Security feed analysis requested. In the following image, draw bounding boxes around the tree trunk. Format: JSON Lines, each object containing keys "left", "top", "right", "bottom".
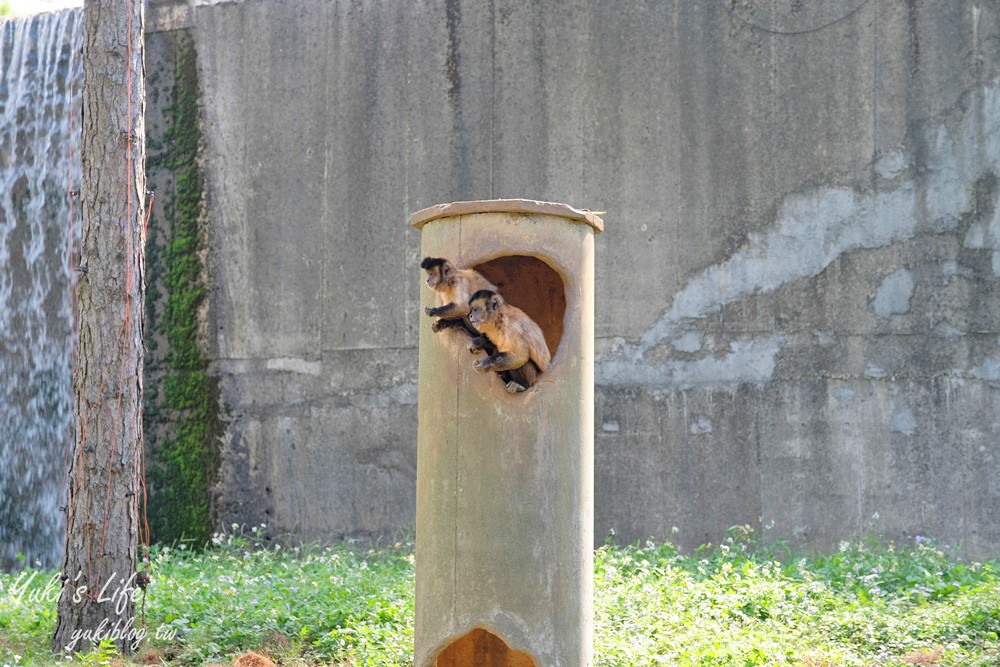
{"left": 52, "top": 0, "right": 146, "bottom": 656}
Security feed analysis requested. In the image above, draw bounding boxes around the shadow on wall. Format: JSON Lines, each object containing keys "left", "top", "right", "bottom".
{"left": 474, "top": 255, "right": 565, "bottom": 359}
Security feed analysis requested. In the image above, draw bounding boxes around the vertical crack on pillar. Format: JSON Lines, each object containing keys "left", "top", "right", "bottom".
{"left": 451, "top": 219, "right": 463, "bottom": 616}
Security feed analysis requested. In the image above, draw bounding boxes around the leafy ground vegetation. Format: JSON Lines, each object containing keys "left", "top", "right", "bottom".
{"left": 1, "top": 526, "right": 998, "bottom": 666}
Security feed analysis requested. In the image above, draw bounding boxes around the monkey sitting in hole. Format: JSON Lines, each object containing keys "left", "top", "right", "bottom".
{"left": 420, "top": 256, "right": 496, "bottom": 338}
{"left": 467, "top": 289, "right": 551, "bottom": 393}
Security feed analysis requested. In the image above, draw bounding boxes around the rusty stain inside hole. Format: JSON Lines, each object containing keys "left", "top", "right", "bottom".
{"left": 473, "top": 255, "right": 565, "bottom": 359}
{"left": 432, "top": 628, "right": 539, "bottom": 667}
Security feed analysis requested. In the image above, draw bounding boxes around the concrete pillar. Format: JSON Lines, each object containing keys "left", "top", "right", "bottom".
{"left": 411, "top": 200, "right": 603, "bottom": 667}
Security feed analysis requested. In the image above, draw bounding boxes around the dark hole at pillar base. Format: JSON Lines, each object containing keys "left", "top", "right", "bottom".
{"left": 432, "top": 628, "right": 539, "bottom": 667}
{"left": 473, "top": 255, "right": 566, "bottom": 359}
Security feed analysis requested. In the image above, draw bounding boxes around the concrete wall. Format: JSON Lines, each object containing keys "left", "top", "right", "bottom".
{"left": 158, "top": 0, "right": 1000, "bottom": 556}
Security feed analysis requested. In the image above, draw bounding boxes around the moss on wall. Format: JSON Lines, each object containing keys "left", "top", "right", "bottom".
{"left": 144, "top": 33, "right": 219, "bottom": 547}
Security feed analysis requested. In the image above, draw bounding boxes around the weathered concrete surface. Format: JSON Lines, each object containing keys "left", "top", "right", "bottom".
{"left": 4, "top": 0, "right": 1000, "bottom": 563}
{"left": 181, "top": 0, "right": 1000, "bottom": 559}
{"left": 0, "top": 0, "right": 948, "bottom": 563}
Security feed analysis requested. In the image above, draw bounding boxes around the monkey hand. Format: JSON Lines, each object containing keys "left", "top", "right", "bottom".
{"left": 431, "top": 319, "right": 443, "bottom": 333}
{"left": 424, "top": 305, "right": 438, "bottom": 317}
{"left": 473, "top": 358, "right": 491, "bottom": 373}
{"left": 468, "top": 336, "right": 488, "bottom": 354}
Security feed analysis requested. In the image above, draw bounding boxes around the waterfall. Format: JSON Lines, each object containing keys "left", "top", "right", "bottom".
{"left": 0, "top": 8, "right": 82, "bottom": 571}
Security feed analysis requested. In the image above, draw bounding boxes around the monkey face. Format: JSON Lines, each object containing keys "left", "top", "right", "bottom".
{"left": 425, "top": 266, "right": 441, "bottom": 289}
{"left": 468, "top": 299, "right": 486, "bottom": 327}
{"left": 421, "top": 257, "right": 452, "bottom": 291}
{"left": 468, "top": 291, "right": 500, "bottom": 328}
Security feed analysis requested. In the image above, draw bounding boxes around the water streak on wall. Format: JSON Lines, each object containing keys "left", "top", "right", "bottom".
{"left": 0, "top": 9, "right": 81, "bottom": 570}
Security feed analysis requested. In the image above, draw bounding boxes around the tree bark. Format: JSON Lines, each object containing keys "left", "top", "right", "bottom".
{"left": 52, "top": 0, "right": 146, "bottom": 656}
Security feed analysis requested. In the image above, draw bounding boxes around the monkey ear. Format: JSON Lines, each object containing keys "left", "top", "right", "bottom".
{"left": 489, "top": 294, "right": 501, "bottom": 312}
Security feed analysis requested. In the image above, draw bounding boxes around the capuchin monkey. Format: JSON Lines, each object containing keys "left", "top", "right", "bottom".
{"left": 420, "top": 257, "right": 496, "bottom": 338}
{"left": 467, "top": 289, "right": 551, "bottom": 393}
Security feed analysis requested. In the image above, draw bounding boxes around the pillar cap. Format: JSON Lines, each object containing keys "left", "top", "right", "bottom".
{"left": 410, "top": 199, "right": 604, "bottom": 233}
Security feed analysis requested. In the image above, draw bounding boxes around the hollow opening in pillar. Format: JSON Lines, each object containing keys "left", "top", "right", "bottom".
{"left": 473, "top": 255, "right": 565, "bottom": 359}
{"left": 432, "top": 628, "right": 539, "bottom": 667}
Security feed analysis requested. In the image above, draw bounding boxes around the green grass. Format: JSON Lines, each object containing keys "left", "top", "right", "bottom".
{"left": 1, "top": 526, "right": 998, "bottom": 666}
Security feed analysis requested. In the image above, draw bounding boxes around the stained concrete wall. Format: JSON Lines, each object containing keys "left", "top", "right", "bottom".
{"left": 154, "top": 0, "right": 1000, "bottom": 557}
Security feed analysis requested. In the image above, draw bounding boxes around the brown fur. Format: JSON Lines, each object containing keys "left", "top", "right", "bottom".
{"left": 421, "top": 257, "right": 497, "bottom": 329}
{"left": 902, "top": 647, "right": 944, "bottom": 666}
{"left": 231, "top": 652, "right": 276, "bottom": 667}
{"left": 469, "top": 291, "right": 550, "bottom": 391}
